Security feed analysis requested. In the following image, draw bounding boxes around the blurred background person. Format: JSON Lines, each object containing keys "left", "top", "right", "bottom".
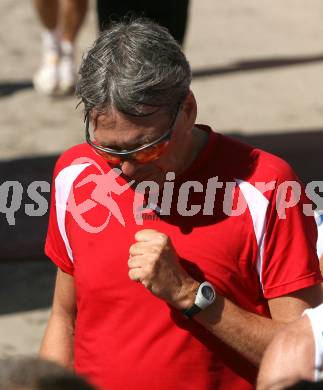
{"left": 284, "top": 380, "right": 323, "bottom": 389}
{"left": 96, "top": 0, "right": 190, "bottom": 45}
{"left": 0, "top": 356, "right": 97, "bottom": 390}
{"left": 257, "top": 216, "right": 323, "bottom": 390}
{"left": 257, "top": 303, "right": 323, "bottom": 390}
{"left": 33, "top": 0, "right": 88, "bottom": 96}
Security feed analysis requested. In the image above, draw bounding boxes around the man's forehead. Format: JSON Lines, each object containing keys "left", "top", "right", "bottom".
{"left": 95, "top": 106, "right": 169, "bottom": 128}
{"left": 94, "top": 108, "right": 170, "bottom": 149}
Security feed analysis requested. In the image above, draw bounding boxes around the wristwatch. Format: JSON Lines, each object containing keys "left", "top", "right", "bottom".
{"left": 182, "top": 281, "right": 216, "bottom": 318}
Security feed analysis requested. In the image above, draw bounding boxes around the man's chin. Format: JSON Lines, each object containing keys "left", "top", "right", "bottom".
{"left": 119, "top": 166, "right": 169, "bottom": 188}
{"left": 132, "top": 174, "right": 166, "bottom": 188}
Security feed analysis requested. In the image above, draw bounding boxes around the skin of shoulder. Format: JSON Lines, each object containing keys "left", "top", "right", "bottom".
{"left": 257, "top": 315, "right": 315, "bottom": 390}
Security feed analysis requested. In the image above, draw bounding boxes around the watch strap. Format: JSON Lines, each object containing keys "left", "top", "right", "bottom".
{"left": 182, "top": 304, "right": 202, "bottom": 318}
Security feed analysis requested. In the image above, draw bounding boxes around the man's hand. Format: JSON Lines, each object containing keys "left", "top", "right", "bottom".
{"left": 128, "top": 229, "right": 198, "bottom": 309}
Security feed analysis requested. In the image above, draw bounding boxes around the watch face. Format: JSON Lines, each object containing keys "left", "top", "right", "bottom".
{"left": 201, "top": 285, "right": 215, "bottom": 301}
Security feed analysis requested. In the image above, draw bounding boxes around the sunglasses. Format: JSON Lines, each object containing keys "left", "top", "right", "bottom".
{"left": 85, "top": 104, "right": 181, "bottom": 165}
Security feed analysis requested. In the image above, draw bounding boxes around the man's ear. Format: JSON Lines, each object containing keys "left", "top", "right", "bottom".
{"left": 182, "top": 90, "right": 197, "bottom": 127}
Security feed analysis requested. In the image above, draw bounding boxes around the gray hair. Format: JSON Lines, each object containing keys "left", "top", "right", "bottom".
{"left": 76, "top": 18, "right": 192, "bottom": 117}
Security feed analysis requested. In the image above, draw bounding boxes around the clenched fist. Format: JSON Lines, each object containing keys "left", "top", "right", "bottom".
{"left": 128, "top": 229, "right": 199, "bottom": 310}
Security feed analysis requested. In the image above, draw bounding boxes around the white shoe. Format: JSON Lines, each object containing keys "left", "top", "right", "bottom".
{"left": 56, "top": 40, "right": 76, "bottom": 96}
{"left": 57, "top": 53, "right": 75, "bottom": 95}
{"left": 33, "top": 51, "right": 60, "bottom": 96}
{"left": 33, "top": 29, "right": 61, "bottom": 96}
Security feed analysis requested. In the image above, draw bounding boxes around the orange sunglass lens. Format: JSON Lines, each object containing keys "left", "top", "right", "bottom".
{"left": 94, "top": 149, "right": 122, "bottom": 164}
{"left": 134, "top": 141, "right": 170, "bottom": 163}
{"left": 91, "top": 140, "right": 170, "bottom": 165}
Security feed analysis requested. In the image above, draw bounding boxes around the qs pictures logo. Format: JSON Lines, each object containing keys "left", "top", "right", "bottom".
{"left": 66, "top": 157, "right": 134, "bottom": 233}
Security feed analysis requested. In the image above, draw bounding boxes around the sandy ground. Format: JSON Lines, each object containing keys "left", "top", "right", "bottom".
{"left": 0, "top": 0, "right": 323, "bottom": 357}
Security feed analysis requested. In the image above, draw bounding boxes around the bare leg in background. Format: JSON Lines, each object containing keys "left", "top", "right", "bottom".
{"left": 33, "top": 0, "right": 88, "bottom": 96}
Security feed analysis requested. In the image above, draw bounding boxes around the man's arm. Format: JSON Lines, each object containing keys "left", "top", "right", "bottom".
{"left": 128, "top": 229, "right": 322, "bottom": 366}
{"left": 39, "top": 268, "right": 76, "bottom": 370}
{"left": 257, "top": 315, "right": 315, "bottom": 390}
{"left": 193, "top": 285, "right": 321, "bottom": 366}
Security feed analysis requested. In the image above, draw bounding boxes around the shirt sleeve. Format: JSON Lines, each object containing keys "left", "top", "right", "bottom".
{"left": 261, "top": 165, "right": 322, "bottom": 298}
{"left": 45, "top": 163, "right": 74, "bottom": 275}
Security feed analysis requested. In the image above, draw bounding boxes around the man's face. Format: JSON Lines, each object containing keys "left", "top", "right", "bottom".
{"left": 90, "top": 103, "right": 191, "bottom": 185}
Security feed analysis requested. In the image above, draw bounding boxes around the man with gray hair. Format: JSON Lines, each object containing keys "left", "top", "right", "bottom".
{"left": 41, "top": 19, "right": 322, "bottom": 390}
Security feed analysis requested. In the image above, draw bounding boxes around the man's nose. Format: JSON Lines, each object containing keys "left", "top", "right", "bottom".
{"left": 119, "top": 160, "right": 141, "bottom": 177}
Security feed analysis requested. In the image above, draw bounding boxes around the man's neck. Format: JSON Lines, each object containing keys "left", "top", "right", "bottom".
{"left": 176, "top": 126, "right": 209, "bottom": 177}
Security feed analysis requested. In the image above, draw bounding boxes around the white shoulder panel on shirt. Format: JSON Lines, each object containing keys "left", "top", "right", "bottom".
{"left": 315, "top": 211, "right": 323, "bottom": 258}
{"left": 236, "top": 179, "right": 269, "bottom": 291}
{"left": 55, "top": 163, "right": 91, "bottom": 262}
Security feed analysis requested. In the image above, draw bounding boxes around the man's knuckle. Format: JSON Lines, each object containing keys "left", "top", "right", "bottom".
{"left": 129, "top": 243, "right": 138, "bottom": 254}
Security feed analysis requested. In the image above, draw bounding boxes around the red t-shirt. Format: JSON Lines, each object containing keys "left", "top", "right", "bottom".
{"left": 45, "top": 127, "right": 322, "bottom": 390}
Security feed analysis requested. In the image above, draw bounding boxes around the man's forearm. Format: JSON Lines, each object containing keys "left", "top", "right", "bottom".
{"left": 194, "top": 294, "right": 286, "bottom": 366}
{"left": 177, "top": 279, "right": 320, "bottom": 366}
{"left": 126, "top": 229, "right": 319, "bottom": 366}
{"left": 39, "top": 311, "right": 75, "bottom": 370}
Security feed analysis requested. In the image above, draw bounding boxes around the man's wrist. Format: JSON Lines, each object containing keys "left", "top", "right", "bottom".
{"left": 181, "top": 281, "right": 217, "bottom": 319}
{"left": 173, "top": 278, "right": 200, "bottom": 310}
